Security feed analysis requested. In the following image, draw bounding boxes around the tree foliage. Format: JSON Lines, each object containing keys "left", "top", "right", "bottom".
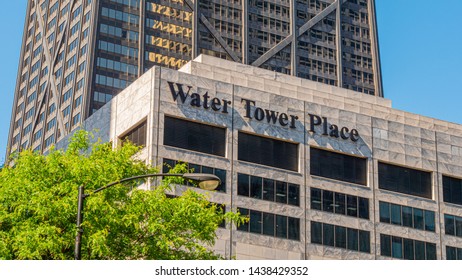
{"left": 0, "top": 131, "right": 241, "bottom": 260}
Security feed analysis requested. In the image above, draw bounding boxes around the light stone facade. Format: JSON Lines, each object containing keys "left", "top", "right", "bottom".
{"left": 57, "top": 55, "right": 462, "bottom": 260}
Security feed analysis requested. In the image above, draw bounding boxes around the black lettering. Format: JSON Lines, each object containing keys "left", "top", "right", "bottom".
{"left": 190, "top": 93, "right": 201, "bottom": 107}
{"left": 255, "top": 107, "right": 265, "bottom": 121}
{"left": 340, "top": 127, "right": 350, "bottom": 139}
{"left": 322, "top": 117, "right": 328, "bottom": 135}
{"left": 167, "top": 82, "right": 191, "bottom": 103}
{"left": 279, "top": 113, "right": 289, "bottom": 126}
{"left": 350, "top": 129, "right": 360, "bottom": 142}
{"left": 265, "top": 109, "right": 279, "bottom": 124}
{"left": 211, "top": 98, "right": 221, "bottom": 111}
{"left": 241, "top": 98, "right": 255, "bottom": 118}
{"left": 290, "top": 115, "right": 298, "bottom": 129}
{"left": 309, "top": 114, "right": 322, "bottom": 132}
{"left": 329, "top": 124, "right": 339, "bottom": 138}
{"left": 203, "top": 92, "right": 210, "bottom": 109}
{"left": 222, "top": 99, "right": 231, "bottom": 114}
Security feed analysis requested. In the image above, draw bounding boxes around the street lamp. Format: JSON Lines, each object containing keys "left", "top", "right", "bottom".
{"left": 74, "top": 173, "right": 221, "bottom": 260}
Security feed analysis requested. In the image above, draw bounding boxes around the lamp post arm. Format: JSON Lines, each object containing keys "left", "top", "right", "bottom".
{"left": 90, "top": 173, "right": 185, "bottom": 196}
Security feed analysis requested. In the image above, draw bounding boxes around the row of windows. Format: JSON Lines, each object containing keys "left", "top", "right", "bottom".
{"left": 311, "top": 188, "right": 369, "bottom": 219}
{"left": 98, "top": 40, "right": 138, "bottom": 59}
{"left": 96, "top": 57, "right": 138, "bottom": 75}
{"left": 146, "top": 2, "right": 192, "bottom": 23}
{"left": 99, "top": 24, "right": 138, "bottom": 41}
{"left": 237, "top": 173, "right": 299, "bottom": 206}
{"left": 95, "top": 74, "right": 129, "bottom": 89}
{"left": 101, "top": 7, "right": 139, "bottom": 25}
{"left": 145, "top": 35, "right": 191, "bottom": 55}
{"left": 310, "top": 148, "right": 367, "bottom": 185}
{"left": 146, "top": 18, "right": 191, "bottom": 38}
{"left": 238, "top": 131, "right": 298, "bottom": 172}
{"left": 237, "top": 208, "right": 300, "bottom": 241}
{"left": 162, "top": 158, "right": 226, "bottom": 193}
{"left": 378, "top": 162, "right": 432, "bottom": 199}
{"left": 120, "top": 120, "right": 147, "bottom": 147}
{"left": 109, "top": 0, "right": 139, "bottom": 8}
{"left": 311, "top": 221, "right": 370, "bottom": 253}
{"left": 93, "top": 91, "right": 113, "bottom": 104}
{"left": 380, "top": 234, "right": 436, "bottom": 260}
{"left": 379, "top": 201, "right": 435, "bottom": 232}
{"left": 163, "top": 116, "right": 226, "bottom": 157}
{"left": 145, "top": 51, "right": 188, "bottom": 69}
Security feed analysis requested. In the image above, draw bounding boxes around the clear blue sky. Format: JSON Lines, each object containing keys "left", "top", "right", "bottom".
{"left": 1, "top": 1, "right": 462, "bottom": 164}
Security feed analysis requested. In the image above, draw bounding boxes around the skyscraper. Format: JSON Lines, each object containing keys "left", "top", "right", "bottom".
{"left": 7, "top": 0, "right": 382, "bottom": 157}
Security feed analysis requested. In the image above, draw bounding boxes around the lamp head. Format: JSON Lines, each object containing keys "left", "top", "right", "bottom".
{"left": 182, "top": 173, "right": 221, "bottom": 191}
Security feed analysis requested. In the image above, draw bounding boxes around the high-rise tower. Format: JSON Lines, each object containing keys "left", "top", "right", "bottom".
{"left": 7, "top": 0, "right": 382, "bottom": 157}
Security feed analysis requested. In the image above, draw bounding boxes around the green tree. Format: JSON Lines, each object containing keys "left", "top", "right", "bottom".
{"left": 0, "top": 131, "right": 241, "bottom": 260}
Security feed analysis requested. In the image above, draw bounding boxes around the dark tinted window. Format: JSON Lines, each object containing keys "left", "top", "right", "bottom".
{"left": 263, "top": 178, "right": 275, "bottom": 201}
{"left": 164, "top": 116, "right": 226, "bottom": 156}
{"left": 378, "top": 162, "right": 432, "bottom": 199}
{"left": 323, "top": 223, "right": 335, "bottom": 246}
{"left": 311, "top": 188, "right": 322, "bottom": 210}
{"left": 311, "top": 221, "right": 370, "bottom": 253}
{"left": 425, "top": 211, "right": 435, "bottom": 231}
{"left": 403, "top": 238, "right": 414, "bottom": 260}
{"left": 238, "top": 208, "right": 300, "bottom": 241}
{"left": 288, "top": 217, "right": 300, "bottom": 240}
{"left": 358, "top": 198, "right": 369, "bottom": 219}
{"left": 263, "top": 213, "right": 275, "bottom": 236}
{"left": 276, "top": 215, "right": 288, "bottom": 238}
{"left": 311, "top": 188, "right": 369, "bottom": 220}
{"left": 380, "top": 234, "right": 391, "bottom": 257}
{"left": 250, "top": 176, "right": 262, "bottom": 199}
{"left": 446, "top": 246, "right": 457, "bottom": 260}
{"left": 379, "top": 202, "right": 390, "bottom": 223}
{"left": 426, "top": 243, "right": 437, "bottom": 260}
{"left": 414, "top": 208, "right": 424, "bottom": 230}
{"left": 238, "top": 132, "right": 298, "bottom": 171}
{"left": 380, "top": 234, "right": 436, "bottom": 260}
{"left": 335, "top": 226, "right": 347, "bottom": 248}
{"left": 335, "top": 193, "right": 346, "bottom": 215}
{"left": 237, "top": 173, "right": 300, "bottom": 206}
{"left": 311, "top": 221, "right": 323, "bottom": 244}
{"left": 402, "top": 206, "right": 413, "bottom": 227}
{"left": 392, "top": 236, "right": 402, "bottom": 259}
{"left": 310, "top": 148, "right": 367, "bottom": 185}
{"left": 323, "top": 190, "right": 334, "bottom": 212}
{"left": 250, "top": 210, "right": 262, "bottom": 233}
{"left": 238, "top": 174, "right": 250, "bottom": 196}
{"left": 445, "top": 214, "right": 455, "bottom": 235}
{"left": 120, "top": 120, "right": 146, "bottom": 146}
{"left": 379, "top": 201, "right": 435, "bottom": 232}
{"left": 443, "top": 175, "right": 462, "bottom": 206}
